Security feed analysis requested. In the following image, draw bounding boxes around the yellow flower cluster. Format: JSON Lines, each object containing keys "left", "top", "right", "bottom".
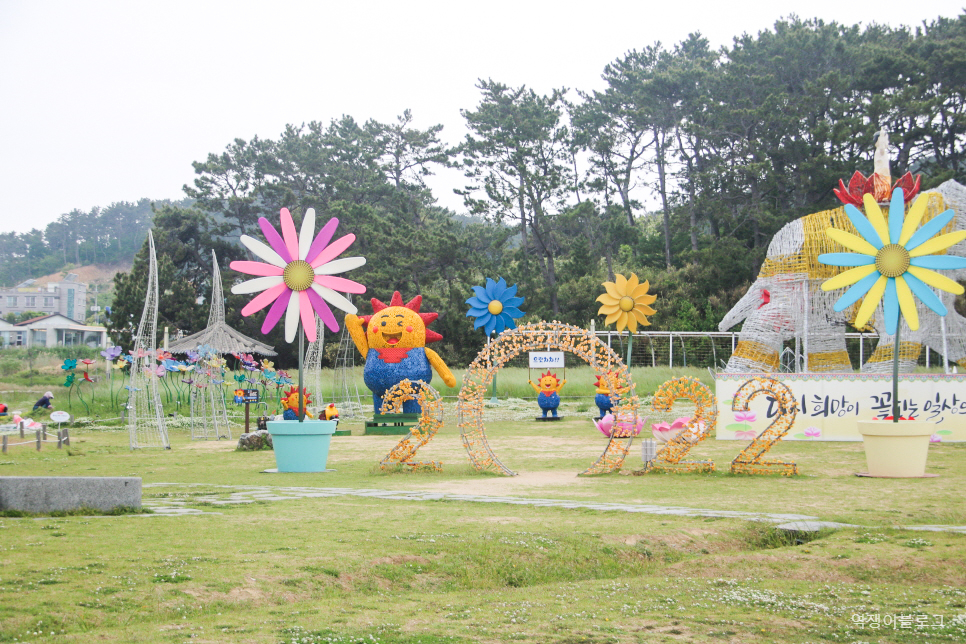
{"left": 453, "top": 320, "right": 641, "bottom": 476}
{"left": 638, "top": 376, "right": 717, "bottom": 474}
{"left": 730, "top": 376, "right": 799, "bottom": 476}
{"left": 379, "top": 379, "right": 443, "bottom": 472}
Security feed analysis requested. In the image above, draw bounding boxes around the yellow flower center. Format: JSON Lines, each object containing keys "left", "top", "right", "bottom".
{"left": 487, "top": 300, "right": 504, "bottom": 315}
{"left": 282, "top": 260, "right": 315, "bottom": 291}
{"left": 875, "top": 244, "right": 910, "bottom": 278}
{"left": 619, "top": 296, "right": 635, "bottom": 312}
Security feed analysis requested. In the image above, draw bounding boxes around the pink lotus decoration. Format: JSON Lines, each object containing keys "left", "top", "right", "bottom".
{"left": 734, "top": 410, "right": 756, "bottom": 423}
{"left": 804, "top": 426, "right": 821, "bottom": 438}
{"left": 734, "top": 429, "right": 758, "bottom": 440}
{"left": 230, "top": 208, "right": 366, "bottom": 343}
{"left": 930, "top": 434, "right": 942, "bottom": 443}
{"left": 595, "top": 413, "right": 644, "bottom": 438}
{"left": 651, "top": 416, "right": 705, "bottom": 443}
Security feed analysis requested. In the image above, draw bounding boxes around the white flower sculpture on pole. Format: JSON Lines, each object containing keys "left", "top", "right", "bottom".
{"left": 230, "top": 207, "right": 366, "bottom": 421}
{"left": 230, "top": 208, "right": 367, "bottom": 342}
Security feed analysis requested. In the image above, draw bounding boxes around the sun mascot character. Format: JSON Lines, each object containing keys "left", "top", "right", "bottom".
{"left": 529, "top": 370, "right": 566, "bottom": 418}
{"left": 593, "top": 372, "right": 617, "bottom": 418}
{"left": 345, "top": 292, "right": 457, "bottom": 413}
{"left": 280, "top": 386, "right": 314, "bottom": 420}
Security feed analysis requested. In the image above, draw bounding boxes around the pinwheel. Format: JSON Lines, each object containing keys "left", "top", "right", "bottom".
{"left": 465, "top": 277, "right": 525, "bottom": 336}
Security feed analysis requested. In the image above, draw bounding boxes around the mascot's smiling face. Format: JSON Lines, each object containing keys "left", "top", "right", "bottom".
{"left": 368, "top": 307, "right": 426, "bottom": 349}
{"left": 360, "top": 292, "right": 445, "bottom": 351}
{"left": 537, "top": 371, "right": 561, "bottom": 393}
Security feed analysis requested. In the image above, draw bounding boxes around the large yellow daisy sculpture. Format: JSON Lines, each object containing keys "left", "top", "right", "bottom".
{"left": 597, "top": 273, "right": 657, "bottom": 366}
{"left": 819, "top": 188, "right": 966, "bottom": 420}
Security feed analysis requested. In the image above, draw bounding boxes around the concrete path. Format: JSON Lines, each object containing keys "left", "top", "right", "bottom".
{"left": 141, "top": 483, "right": 966, "bottom": 534}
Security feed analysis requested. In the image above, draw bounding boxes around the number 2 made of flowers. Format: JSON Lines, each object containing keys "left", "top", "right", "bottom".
{"left": 379, "top": 379, "right": 443, "bottom": 472}
{"left": 639, "top": 376, "right": 717, "bottom": 474}
{"left": 730, "top": 376, "right": 798, "bottom": 476}
{"left": 456, "top": 320, "right": 641, "bottom": 476}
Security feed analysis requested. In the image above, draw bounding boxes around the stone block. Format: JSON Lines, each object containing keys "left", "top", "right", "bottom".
{"left": 0, "top": 477, "right": 141, "bottom": 512}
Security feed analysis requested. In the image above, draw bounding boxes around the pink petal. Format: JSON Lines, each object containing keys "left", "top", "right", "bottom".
{"left": 314, "top": 275, "right": 367, "bottom": 294}
{"left": 261, "top": 290, "right": 292, "bottom": 335}
{"left": 259, "top": 217, "right": 292, "bottom": 263}
{"left": 241, "top": 283, "right": 288, "bottom": 316}
{"left": 230, "top": 261, "right": 284, "bottom": 277}
{"left": 299, "top": 290, "right": 317, "bottom": 342}
{"left": 310, "top": 233, "right": 356, "bottom": 268}
{"left": 279, "top": 208, "right": 300, "bottom": 262}
{"left": 306, "top": 287, "right": 340, "bottom": 332}
{"left": 305, "top": 217, "right": 340, "bottom": 265}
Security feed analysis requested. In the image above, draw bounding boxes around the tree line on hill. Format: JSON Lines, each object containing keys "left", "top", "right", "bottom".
{"left": 0, "top": 198, "right": 189, "bottom": 287}
{"left": 102, "top": 14, "right": 966, "bottom": 367}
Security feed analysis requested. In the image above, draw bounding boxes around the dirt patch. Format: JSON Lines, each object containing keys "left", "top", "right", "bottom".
{"left": 32, "top": 263, "right": 130, "bottom": 287}
{"left": 406, "top": 471, "right": 599, "bottom": 496}
{"left": 370, "top": 555, "right": 430, "bottom": 566}
{"left": 227, "top": 586, "right": 266, "bottom": 601}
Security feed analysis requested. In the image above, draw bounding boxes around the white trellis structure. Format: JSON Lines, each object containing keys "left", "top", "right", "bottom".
{"left": 331, "top": 324, "right": 365, "bottom": 418}
{"left": 189, "top": 251, "right": 232, "bottom": 441}
{"left": 128, "top": 231, "right": 170, "bottom": 450}
{"left": 304, "top": 312, "right": 325, "bottom": 416}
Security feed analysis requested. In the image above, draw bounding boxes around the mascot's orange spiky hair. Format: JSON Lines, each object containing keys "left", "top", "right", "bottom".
{"left": 358, "top": 292, "right": 444, "bottom": 344}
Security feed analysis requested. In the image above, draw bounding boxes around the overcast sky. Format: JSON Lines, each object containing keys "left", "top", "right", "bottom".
{"left": 1, "top": 0, "right": 963, "bottom": 234}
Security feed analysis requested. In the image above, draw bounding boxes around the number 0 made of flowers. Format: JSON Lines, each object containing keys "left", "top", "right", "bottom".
{"left": 455, "top": 320, "right": 641, "bottom": 476}
{"left": 639, "top": 376, "right": 717, "bottom": 474}
{"left": 730, "top": 376, "right": 798, "bottom": 476}
{"left": 379, "top": 379, "right": 444, "bottom": 471}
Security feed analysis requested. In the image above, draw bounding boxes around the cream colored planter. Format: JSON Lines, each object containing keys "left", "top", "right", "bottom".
{"left": 856, "top": 420, "right": 935, "bottom": 478}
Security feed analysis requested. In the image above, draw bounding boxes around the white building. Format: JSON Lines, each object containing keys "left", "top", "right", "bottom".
{"left": 8, "top": 313, "right": 108, "bottom": 349}
{"left": 0, "top": 273, "right": 89, "bottom": 322}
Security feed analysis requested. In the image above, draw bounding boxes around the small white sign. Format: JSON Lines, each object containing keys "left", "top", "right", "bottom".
{"left": 528, "top": 351, "right": 565, "bottom": 369}
{"left": 50, "top": 411, "right": 71, "bottom": 423}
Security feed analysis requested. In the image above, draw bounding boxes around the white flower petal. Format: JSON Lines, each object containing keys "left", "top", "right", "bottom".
{"left": 231, "top": 276, "right": 284, "bottom": 295}
{"left": 298, "top": 208, "right": 315, "bottom": 261}
{"left": 315, "top": 256, "right": 366, "bottom": 276}
{"left": 284, "top": 288, "right": 301, "bottom": 343}
{"left": 240, "top": 235, "right": 286, "bottom": 268}
{"left": 310, "top": 284, "right": 358, "bottom": 314}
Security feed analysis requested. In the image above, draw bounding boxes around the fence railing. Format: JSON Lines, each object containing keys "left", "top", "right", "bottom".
{"left": 589, "top": 331, "right": 960, "bottom": 372}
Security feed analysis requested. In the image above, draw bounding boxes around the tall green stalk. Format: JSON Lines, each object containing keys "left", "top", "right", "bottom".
{"left": 892, "top": 324, "right": 900, "bottom": 423}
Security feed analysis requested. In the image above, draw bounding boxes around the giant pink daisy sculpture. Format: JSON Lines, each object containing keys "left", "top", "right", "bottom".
{"left": 230, "top": 208, "right": 366, "bottom": 343}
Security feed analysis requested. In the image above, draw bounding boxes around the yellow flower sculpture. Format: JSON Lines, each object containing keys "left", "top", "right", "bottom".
{"left": 596, "top": 273, "right": 657, "bottom": 331}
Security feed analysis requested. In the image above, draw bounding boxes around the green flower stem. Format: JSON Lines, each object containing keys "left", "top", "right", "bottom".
{"left": 892, "top": 323, "right": 900, "bottom": 423}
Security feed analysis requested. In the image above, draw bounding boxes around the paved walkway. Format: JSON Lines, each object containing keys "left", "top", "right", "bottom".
{"left": 141, "top": 483, "right": 966, "bottom": 534}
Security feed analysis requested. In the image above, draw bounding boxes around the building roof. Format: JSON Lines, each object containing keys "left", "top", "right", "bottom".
{"left": 166, "top": 323, "right": 276, "bottom": 356}
{"left": 14, "top": 314, "right": 106, "bottom": 332}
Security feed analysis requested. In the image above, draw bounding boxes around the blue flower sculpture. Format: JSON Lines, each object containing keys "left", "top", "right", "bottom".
{"left": 819, "top": 189, "right": 966, "bottom": 335}
{"left": 465, "top": 277, "right": 525, "bottom": 336}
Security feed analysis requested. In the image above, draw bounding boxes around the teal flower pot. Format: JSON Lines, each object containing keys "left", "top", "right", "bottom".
{"left": 266, "top": 419, "right": 337, "bottom": 472}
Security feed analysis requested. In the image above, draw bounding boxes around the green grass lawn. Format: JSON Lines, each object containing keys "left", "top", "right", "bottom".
{"left": 1, "top": 399, "right": 965, "bottom": 643}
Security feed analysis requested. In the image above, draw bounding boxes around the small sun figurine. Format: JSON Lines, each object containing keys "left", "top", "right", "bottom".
{"left": 280, "top": 386, "right": 313, "bottom": 420}
{"left": 529, "top": 370, "right": 567, "bottom": 419}
{"left": 594, "top": 372, "right": 617, "bottom": 418}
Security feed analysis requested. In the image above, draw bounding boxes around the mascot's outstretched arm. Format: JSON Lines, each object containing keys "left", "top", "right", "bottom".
{"left": 344, "top": 314, "right": 368, "bottom": 357}
{"left": 425, "top": 348, "right": 457, "bottom": 388}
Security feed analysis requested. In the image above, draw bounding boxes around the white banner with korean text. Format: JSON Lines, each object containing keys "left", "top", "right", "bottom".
{"left": 715, "top": 373, "right": 966, "bottom": 442}
{"left": 528, "top": 351, "right": 565, "bottom": 369}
